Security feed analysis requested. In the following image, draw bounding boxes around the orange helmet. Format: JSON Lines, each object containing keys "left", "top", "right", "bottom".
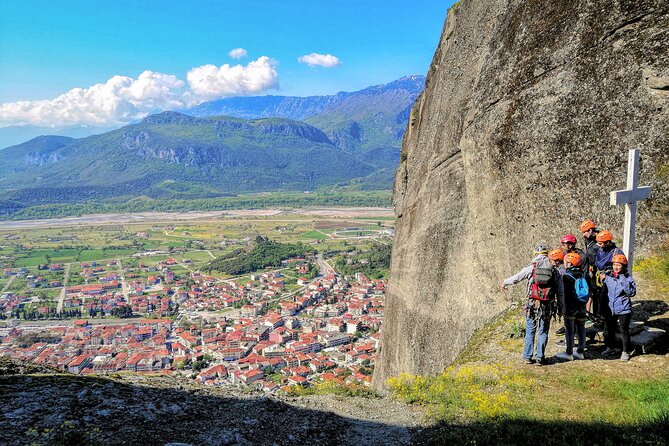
{"left": 564, "top": 252, "right": 582, "bottom": 266}
{"left": 579, "top": 219, "right": 596, "bottom": 232}
{"left": 596, "top": 230, "right": 613, "bottom": 243}
{"left": 612, "top": 254, "right": 628, "bottom": 265}
{"left": 548, "top": 249, "right": 564, "bottom": 261}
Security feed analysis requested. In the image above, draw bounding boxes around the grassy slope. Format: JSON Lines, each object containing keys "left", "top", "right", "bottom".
{"left": 388, "top": 251, "right": 669, "bottom": 445}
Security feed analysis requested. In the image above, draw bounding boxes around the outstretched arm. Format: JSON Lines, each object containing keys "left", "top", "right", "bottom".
{"left": 502, "top": 265, "right": 533, "bottom": 289}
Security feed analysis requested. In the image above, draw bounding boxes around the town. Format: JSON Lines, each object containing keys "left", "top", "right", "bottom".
{"left": 0, "top": 218, "right": 391, "bottom": 393}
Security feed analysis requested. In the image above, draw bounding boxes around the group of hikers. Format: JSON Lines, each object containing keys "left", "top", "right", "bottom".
{"left": 501, "top": 219, "right": 636, "bottom": 365}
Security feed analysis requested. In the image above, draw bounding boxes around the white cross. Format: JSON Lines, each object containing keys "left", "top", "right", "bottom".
{"left": 610, "top": 149, "right": 652, "bottom": 271}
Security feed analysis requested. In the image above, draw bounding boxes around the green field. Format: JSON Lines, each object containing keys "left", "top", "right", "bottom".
{"left": 78, "top": 249, "right": 137, "bottom": 262}
{"left": 0, "top": 215, "right": 394, "bottom": 284}
{"left": 298, "top": 230, "right": 330, "bottom": 240}
{"left": 180, "top": 251, "right": 216, "bottom": 263}
{"left": 14, "top": 257, "right": 49, "bottom": 267}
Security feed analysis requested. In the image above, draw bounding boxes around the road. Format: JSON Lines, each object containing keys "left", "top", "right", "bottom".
{"left": 116, "top": 258, "right": 130, "bottom": 300}
{"left": 55, "top": 263, "right": 71, "bottom": 313}
{"left": 315, "top": 254, "right": 335, "bottom": 276}
{"left": 0, "top": 317, "right": 141, "bottom": 334}
{"left": 1, "top": 275, "right": 16, "bottom": 293}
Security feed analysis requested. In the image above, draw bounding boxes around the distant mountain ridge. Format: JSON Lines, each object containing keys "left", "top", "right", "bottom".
{"left": 0, "top": 76, "right": 424, "bottom": 150}
{"left": 184, "top": 75, "right": 425, "bottom": 157}
{"left": 184, "top": 75, "right": 424, "bottom": 121}
{"left": 0, "top": 125, "right": 117, "bottom": 151}
{"left": 0, "top": 75, "right": 425, "bottom": 216}
{"left": 0, "top": 114, "right": 379, "bottom": 210}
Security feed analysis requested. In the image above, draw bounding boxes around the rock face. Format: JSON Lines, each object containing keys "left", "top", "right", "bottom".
{"left": 374, "top": 0, "right": 669, "bottom": 385}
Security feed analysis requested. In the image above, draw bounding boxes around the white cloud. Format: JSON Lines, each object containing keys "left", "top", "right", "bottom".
{"left": 0, "top": 57, "right": 279, "bottom": 128}
{"left": 186, "top": 56, "right": 279, "bottom": 102}
{"left": 297, "top": 53, "right": 341, "bottom": 68}
{"left": 228, "top": 48, "right": 248, "bottom": 59}
{"left": 0, "top": 71, "right": 184, "bottom": 128}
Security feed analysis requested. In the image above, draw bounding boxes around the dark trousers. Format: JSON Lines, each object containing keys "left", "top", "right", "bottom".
{"left": 564, "top": 317, "right": 586, "bottom": 355}
{"left": 591, "top": 285, "right": 607, "bottom": 320}
{"left": 605, "top": 313, "right": 632, "bottom": 353}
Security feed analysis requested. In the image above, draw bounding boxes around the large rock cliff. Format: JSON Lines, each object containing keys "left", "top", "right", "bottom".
{"left": 374, "top": 0, "right": 669, "bottom": 385}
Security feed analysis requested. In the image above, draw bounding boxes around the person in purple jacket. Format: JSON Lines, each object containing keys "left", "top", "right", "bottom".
{"left": 599, "top": 254, "right": 636, "bottom": 361}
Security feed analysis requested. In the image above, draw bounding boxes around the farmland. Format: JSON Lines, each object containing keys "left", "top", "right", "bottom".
{"left": 0, "top": 210, "right": 395, "bottom": 321}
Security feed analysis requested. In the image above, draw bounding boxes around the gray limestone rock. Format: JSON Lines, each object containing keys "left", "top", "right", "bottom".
{"left": 374, "top": 0, "right": 669, "bottom": 386}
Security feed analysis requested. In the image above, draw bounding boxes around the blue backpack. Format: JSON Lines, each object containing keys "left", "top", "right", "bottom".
{"left": 565, "top": 272, "right": 589, "bottom": 303}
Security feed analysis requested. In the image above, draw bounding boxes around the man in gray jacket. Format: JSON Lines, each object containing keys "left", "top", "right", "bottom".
{"left": 501, "top": 244, "right": 561, "bottom": 365}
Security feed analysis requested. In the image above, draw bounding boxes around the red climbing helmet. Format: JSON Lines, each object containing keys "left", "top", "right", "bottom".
{"left": 560, "top": 234, "right": 577, "bottom": 244}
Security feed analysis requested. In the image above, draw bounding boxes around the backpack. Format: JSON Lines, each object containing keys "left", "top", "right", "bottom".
{"left": 565, "top": 272, "right": 590, "bottom": 303}
{"left": 530, "top": 257, "right": 554, "bottom": 301}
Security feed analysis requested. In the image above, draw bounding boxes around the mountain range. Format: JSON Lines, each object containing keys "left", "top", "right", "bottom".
{"left": 0, "top": 75, "right": 424, "bottom": 214}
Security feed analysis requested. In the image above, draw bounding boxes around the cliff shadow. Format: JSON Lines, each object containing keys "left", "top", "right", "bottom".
{"left": 2, "top": 372, "right": 669, "bottom": 446}
{"left": 0, "top": 372, "right": 414, "bottom": 446}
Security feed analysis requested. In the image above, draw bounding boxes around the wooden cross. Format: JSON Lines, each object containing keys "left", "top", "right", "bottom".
{"left": 610, "top": 149, "right": 652, "bottom": 271}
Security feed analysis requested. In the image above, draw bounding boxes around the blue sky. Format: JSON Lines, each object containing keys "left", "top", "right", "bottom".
{"left": 0, "top": 0, "right": 453, "bottom": 128}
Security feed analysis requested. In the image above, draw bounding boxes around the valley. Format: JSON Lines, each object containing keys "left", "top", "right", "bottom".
{"left": 0, "top": 209, "right": 395, "bottom": 393}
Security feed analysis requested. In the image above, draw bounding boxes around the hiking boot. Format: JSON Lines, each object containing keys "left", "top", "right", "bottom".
{"left": 572, "top": 352, "right": 585, "bottom": 360}
{"left": 556, "top": 352, "right": 574, "bottom": 361}
{"left": 555, "top": 326, "right": 566, "bottom": 335}
{"left": 523, "top": 357, "right": 534, "bottom": 364}
{"left": 620, "top": 352, "right": 631, "bottom": 362}
{"left": 602, "top": 347, "right": 616, "bottom": 356}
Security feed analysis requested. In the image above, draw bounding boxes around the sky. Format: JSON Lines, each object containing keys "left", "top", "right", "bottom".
{"left": 0, "top": 0, "right": 453, "bottom": 129}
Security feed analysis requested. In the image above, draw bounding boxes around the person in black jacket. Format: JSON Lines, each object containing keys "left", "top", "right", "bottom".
{"left": 560, "top": 233, "right": 589, "bottom": 274}
{"left": 556, "top": 252, "right": 587, "bottom": 361}
{"left": 579, "top": 219, "right": 601, "bottom": 318}
{"left": 579, "top": 219, "right": 600, "bottom": 272}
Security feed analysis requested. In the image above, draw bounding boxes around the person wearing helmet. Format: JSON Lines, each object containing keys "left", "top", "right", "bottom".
{"left": 501, "top": 244, "right": 561, "bottom": 365}
{"left": 548, "top": 249, "right": 565, "bottom": 272}
{"left": 593, "top": 230, "right": 625, "bottom": 326}
{"left": 560, "top": 233, "right": 588, "bottom": 274}
{"left": 599, "top": 254, "right": 636, "bottom": 361}
{"left": 549, "top": 249, "right": 567, "bottom": 337}
{"left": 579, "top": 220, "right": 602, "bottom": 322}
{"left": 579, "top": 219, "right": 600, "bottom": 272}
{"left": 556, "top": 252, "right": 588, "bottom": 361}
{"left": 594, "top": 230, "right": 625, "bottom": 272}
